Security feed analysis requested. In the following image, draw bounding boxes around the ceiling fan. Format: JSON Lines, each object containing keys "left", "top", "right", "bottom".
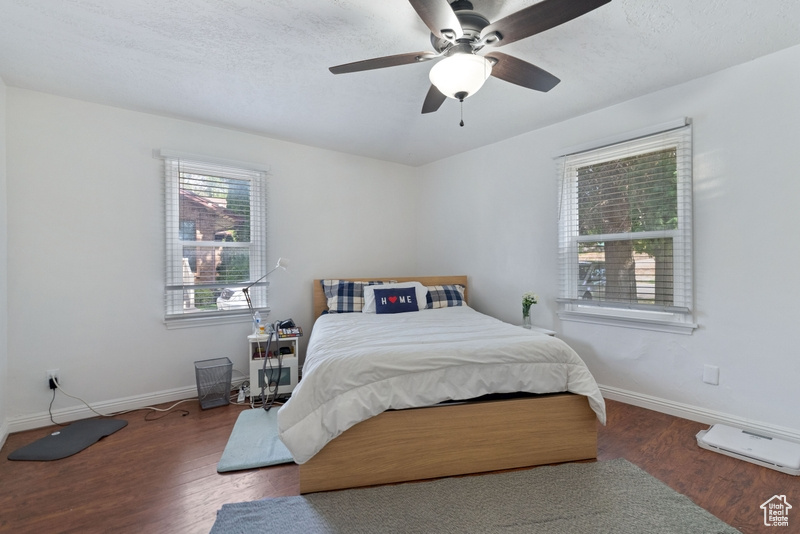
{"left": 329, "top": 0, "right": 611, "bottom": 120}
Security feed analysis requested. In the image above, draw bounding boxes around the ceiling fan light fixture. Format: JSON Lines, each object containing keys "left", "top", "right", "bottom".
{"left": 429, "top": 53, "right": 492, "bottom": 100}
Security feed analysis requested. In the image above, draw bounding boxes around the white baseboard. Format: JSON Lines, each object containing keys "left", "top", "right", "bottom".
{"left": 0, "top": 419, "right": 9, "bottom": 452}
{"left": 600, "top": 384, "right": 800, "bottom": 443}
{"left": 7, "top": 385, "right": 199, "bottom": 434}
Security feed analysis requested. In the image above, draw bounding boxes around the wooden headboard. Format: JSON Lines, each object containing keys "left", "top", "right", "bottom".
{"left": 312, "top": 276, "right": 468, "bottom": 319}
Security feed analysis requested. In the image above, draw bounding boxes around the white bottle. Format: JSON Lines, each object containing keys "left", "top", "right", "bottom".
{"left": 253, "top": 310, "right": 262, "bottom": 336}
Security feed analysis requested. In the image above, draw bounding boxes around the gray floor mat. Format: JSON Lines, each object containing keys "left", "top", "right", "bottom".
{"left": 7, "top": 418, "right": 127, "bottom": 461}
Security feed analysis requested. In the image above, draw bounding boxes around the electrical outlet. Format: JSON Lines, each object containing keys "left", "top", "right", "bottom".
{"left": 702, "top": 364, "right": 719, "bottom": 385}
{"left": 46, "top": 369, "right": 59, "bottom": 389}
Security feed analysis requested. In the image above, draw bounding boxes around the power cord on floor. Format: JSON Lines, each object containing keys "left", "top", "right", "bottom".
{"left": 143, "top": 408, "right": 190, "bottom": 421}
{"left": 49, "top": 377, "right": 196, "bottom": 424}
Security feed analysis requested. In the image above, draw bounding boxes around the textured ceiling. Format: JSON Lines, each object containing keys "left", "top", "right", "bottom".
{"left": 1, "top": 0, "right": 799, "bottom": 166}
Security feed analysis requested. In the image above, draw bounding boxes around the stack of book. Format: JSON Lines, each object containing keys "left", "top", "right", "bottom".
{"left": 278, "top": 326, "right": 303, "bottom": 338}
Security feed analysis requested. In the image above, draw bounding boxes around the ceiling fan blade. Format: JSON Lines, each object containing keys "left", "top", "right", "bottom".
{"left": 421, "top": 85, "right": 447, "bottom": 114}
{"left": 329, "top": 52, "right": 435, "bottom": 75}
{"left": 481, "top": 0, "right": 611, "bottom": 47}
{"left": 408, "top": 0, "right": 463, "bottom": 40}
{"left": 485, "top": 52, "right": 560, "bottom": 92}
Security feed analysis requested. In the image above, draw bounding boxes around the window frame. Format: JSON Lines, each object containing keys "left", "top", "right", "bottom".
{"left": 160, "top": 151, "right": 269, "bottom": 328}
{"left": 556, "top": 122, "right": 697, "bottom": 334}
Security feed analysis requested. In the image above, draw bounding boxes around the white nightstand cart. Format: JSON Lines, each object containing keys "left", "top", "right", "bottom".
{"left": 248, "top": 333, "right": 299, "bottom": 400}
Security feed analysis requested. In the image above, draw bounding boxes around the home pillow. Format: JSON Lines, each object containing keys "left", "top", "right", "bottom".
{"left": 425, "top": 284, "right": 466, "bottom": 309}
{"left": 373, "top": 287, "right": 420, "bottom": 314}
{"left": 321, "top": 279, "right": 384, "bottom": 313}
{"left": 363, "top": 282, "right": 428, "bottom": 313}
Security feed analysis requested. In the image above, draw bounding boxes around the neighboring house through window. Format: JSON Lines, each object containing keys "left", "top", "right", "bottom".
{"left": 162, "top": 152, "right": 268, "bottom": 325}
{"left": 557, "top": 120, "right": 696, "bottom": 333}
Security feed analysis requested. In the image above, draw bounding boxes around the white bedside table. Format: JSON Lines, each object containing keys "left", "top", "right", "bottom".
{"left": 248, "top": 333, "right": 299, "bottom": 400}
{"left": 523, "top": 325, "right": 556, "bottom": 336}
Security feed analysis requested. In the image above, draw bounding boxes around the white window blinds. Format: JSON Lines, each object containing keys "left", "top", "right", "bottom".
{"left": 557, "top": 124, "right": 694, "bottom": 331}
{"left": 164, "top": 156, "right": 267, "bottom": 322}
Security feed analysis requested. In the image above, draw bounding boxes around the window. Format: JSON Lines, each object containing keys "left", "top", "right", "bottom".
{"left": 557, "top": 123, "right": 695, "bottom": 333}
{"left": 163, "top": 153, "right": 267, "bottom": 324}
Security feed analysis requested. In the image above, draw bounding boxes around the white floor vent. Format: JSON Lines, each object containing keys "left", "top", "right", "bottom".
{"left": 696, "top": 424, "right": 800, "bottom": 476}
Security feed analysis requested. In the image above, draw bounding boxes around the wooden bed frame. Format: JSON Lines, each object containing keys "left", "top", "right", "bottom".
{"left": 299, "top": 276, "right": 598, "bottom": 493}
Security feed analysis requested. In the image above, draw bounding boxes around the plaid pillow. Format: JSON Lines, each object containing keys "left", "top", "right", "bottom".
{"left": 425, "top": 284, "right": 466, "bottom": 309}
{"left": 322, "top": 279, "right": 384, "bottom": 313}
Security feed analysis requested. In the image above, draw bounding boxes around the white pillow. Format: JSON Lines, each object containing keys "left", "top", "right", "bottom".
{"left": 363, "top": 282, "right": 428, "bottom": 313}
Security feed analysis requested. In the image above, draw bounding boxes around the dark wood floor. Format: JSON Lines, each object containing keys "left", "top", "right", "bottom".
{"left": 0, "top": 398, "right": 796, "bottom": 533}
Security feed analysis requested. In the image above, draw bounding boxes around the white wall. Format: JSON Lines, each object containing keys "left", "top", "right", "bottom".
{"left": 0, "top": 77, "right": 9, "bottom": 446}
{"left": 417, "top": 44, "right": 800, "bottom": 438}
{"left": 5, "top": 89, "right": 418, "bottom": 430}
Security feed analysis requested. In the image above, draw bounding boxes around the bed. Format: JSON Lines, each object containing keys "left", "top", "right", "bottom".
{"left": 277, "top": 276, "right": 606, "bottom": 493}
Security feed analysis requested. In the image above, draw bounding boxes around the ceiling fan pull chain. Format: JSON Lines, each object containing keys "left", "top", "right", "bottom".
{"left": 460, "top": 99, "right": 465, "bottom": 127}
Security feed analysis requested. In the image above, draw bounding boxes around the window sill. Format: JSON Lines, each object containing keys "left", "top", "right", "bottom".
{"left": 558, "top": 309, "right": 697, "bottom": 335}
{"left": 165, "top": 308, "right": 270, "bottom": 329}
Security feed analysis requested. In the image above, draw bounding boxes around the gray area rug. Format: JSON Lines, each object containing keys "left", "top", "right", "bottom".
{"left": 217, "top": 408, "right": 294, "bottom": 473}
{"left": 210, "top": 458, "right": 739, "bottom": 533}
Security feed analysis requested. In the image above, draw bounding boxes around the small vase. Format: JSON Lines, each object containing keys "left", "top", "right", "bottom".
{"left": 522, "top": 314, "right": 532, "bottom": 329}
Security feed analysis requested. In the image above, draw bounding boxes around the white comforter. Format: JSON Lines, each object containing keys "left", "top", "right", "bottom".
{"left": 277, "top": 306, "right": 606, "bottom": 464}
